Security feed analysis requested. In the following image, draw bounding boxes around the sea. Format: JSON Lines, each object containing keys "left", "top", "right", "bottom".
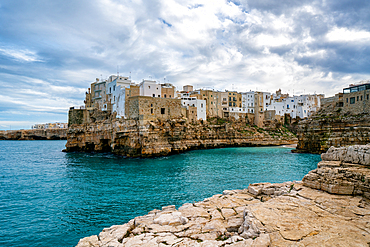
{"left": 0, "top": 140, "right": 322, "bottom": 247}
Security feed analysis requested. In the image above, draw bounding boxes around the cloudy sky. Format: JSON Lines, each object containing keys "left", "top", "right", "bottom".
{"left": 1, "top": 0, "right": 370, "bottom": 129}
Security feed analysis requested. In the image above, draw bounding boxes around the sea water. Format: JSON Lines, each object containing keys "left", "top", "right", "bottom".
{"left": 0, "top": 140, "right": 321, "bottom": 247}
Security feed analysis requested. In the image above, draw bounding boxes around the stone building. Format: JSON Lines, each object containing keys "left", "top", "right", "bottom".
{"left": 125, "top": 96, "right": 184, "bottom": 121}
{"left": 160, "top": 83, "right": 176, "bottom": 98}
{"left": 342, "top": 82, "right": 370, "bottom": 114}
{"left": 193, "top": 89, "right": 223, "bottom": 118}
{"left": 90, "top": 78, "right": 108, "bottom": 110}
{"left": 254, "top": 92, "right": 271, "bottom": 127}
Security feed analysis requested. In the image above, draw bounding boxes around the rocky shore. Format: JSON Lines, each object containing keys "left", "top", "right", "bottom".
{"left": 0, "top": 128, "right": 67, "bottom": 140}
{"left": 65, "top": 116, "right": 297, "bottom": 157}
{"left": 76, "top": 144, "right": 370, "bottom": 247}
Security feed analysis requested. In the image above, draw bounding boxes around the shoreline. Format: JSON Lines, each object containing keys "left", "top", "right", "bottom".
{"left": 76, "top": 144, "right": 370, "bottom": 247}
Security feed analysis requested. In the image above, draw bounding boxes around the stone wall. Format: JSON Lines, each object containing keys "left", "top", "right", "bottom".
{"left": 125, "top": 96, "right": 184, "bottom": 121}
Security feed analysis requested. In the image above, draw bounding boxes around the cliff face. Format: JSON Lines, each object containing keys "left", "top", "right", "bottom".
{"left": 303, "top": 144, "right": 370, "bottom": 199}
{"left": 0, "top": 129, "right": 67, "bottom": 140}
{"left": 294, "top": 105, "right": 370, "bottom": 154}
{"left": 65, "top": 116, "right": 297, "bottom": 157}
{"left": 76, "top": 145, "right": 370, "bottom": 247}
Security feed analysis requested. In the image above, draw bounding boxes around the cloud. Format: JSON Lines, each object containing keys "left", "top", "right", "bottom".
{"left": 0, "top": 0, "right": 370, "bottom": 129}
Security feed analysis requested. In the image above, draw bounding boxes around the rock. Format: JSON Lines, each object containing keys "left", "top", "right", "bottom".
{"left": 248, "top": 186, "right": 262, "bottom": 196}
{"left": 303, "top": 145, "right": 370, "bottom": 198}
{"left": 252, "top": 234, "right": 270, "bottom": 247}
{"left": 76, "top": 146, "right": 370, "bottom": 246}
{"left": 65, "top": 114, "right": 297, "bottom": 157}
{"left": 238, "top": 209, "right": 261, "bottom": 239}
{"left": 75, "top": 235, "right": 99, "bottom": 247}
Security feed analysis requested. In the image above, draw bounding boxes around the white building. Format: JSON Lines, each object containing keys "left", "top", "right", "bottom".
{"left": 241, "top": 91, "right": 255, "bottom": 113}
{"left": 139, "top": 80, "right": 161, "bottom": 97}
{"left": 267, "top": 94, "right": 323, "bottom": 119}
{"left": 180, "top": 93, "right": 206, "bottom": 120}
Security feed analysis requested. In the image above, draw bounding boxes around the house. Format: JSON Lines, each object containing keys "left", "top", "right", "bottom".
{"left": 342, "top": 81, "right": 370, "bottom": 114}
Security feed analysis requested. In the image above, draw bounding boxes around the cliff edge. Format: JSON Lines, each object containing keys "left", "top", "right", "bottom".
{"left": 76, "top": 145, "right": 370, "bottom": 247}
{"left": 0, "top": 128, "right": 67, "bottom": 140}
{"left": 294, "top": 103, "right": 370, "bottom": 154}
{"left": 65, "top": 110, "right": 297, "bottom": 157}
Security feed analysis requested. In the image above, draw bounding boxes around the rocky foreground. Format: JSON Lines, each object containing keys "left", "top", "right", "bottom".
{"left": 76, "top": 145, "right": 370, "bottom": 247}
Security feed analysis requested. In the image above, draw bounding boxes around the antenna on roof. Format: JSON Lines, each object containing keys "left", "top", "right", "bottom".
{"left": 129, "top": 72, "right": 131, "bottom": 80}
{"left": 117, "top": 65, "right": 119, "bottom": 77}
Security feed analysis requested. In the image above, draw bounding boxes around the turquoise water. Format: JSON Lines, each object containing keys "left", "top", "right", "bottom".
{"left": 0, "top": 140, "right": 321, "bottom": 247}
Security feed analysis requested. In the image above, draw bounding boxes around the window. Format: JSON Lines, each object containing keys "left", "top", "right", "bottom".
{"left": 357, "top": 96, "right": 359, "bottom": 101}
{"left": 151, "top": 104, "right": 153, "bottom": 107}
{"left": 367, "top": 94, "right": 369, "bottom": 100}
{"left": 113, "top": 85, "right": 116, "bottom": 91}
{"left": 229, "top": 102, "right": 232, "bottom": 106}
{"left": 151, "top": 109, "right": 153, "bottom": 114}
{"left": 350, "top": 97, "right": 355, "bottom": 104}
{"left": 164, "top": 94, "right": 167, "bottom": 98}
{"left": 148, "top": 86, "right": 150, "bottom": 89}
{"left": 158, "top": 95, "right": 160, "bottom": 97}
{"left": 346, "top": 98, "right": 348, "bottom": 103}
{"left": 361, "top": 95, "right": 363, "bottom": 101}
{"left": 201, "top": 103, "right": 203, "bottom": 108}
{"left": 153, "top": 94, "right": 155, "bottom": 97}
{"left": 161, "top": 108, "right": 165, "bottom": 114}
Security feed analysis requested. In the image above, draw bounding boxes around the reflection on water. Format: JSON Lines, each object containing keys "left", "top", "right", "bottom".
{"left": 0, "top": 141, "right": 321, "bottom": 247}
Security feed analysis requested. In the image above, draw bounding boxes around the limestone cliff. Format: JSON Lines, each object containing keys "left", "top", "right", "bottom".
{"left": 294, "top": 104, "right": 370, "bottom": 154}
{"left": 76, "top": 145, "right": 370, "bottom": 247}
{"left": 303, "top": 144, "right": 370, "bottom": 199}
{"left": 0, "top": 129, "right": 67, "bottom": 140}
{"left": 65, "top": 115, "right": 297, "bottom": 157}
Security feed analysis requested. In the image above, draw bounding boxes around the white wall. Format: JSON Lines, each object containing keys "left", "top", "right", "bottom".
{"left": 140, "top": 80, "right": 161, "bottom": 97}
{"left": 181, "top": 93, "right": 207, "bottom": 120}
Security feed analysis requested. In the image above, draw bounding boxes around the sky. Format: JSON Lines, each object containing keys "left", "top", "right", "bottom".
{"left": 1, "top": 0, "right": 370, "bottom": 129}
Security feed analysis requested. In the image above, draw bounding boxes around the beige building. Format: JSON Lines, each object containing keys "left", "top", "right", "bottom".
{"left": 90, "top": 78, "right": 108, "bottom": 110}
{"left": 194, "top": 89, "right": 223, "bottom": 118}
{"left": 342, "top": 82, "right": 370, "bottom": 114}
{"left": 161, "top": 83, "right": 176, "bottom": 98}
{"left": 125, "top": 96, "right": 184, "bottom": 121}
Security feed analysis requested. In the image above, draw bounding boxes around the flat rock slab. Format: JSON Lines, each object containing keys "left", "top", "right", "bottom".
{"left": 76, "top": 182, "right": 370, "bottom": 247}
